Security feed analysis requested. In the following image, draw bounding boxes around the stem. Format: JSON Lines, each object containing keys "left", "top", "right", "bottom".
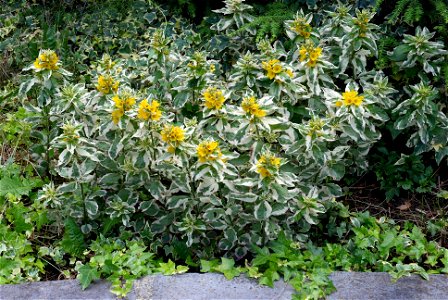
{"left": 43, "top": 105, "right": 51, "bottom": 178}
{"left": 80, "top": 181, "right": 87, "bottom": 223}
{"left": 149, "top": 122, "right": 156, "bottom": 162}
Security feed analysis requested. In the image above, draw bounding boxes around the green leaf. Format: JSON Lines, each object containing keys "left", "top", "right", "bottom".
{"left": 0, "top": 177, "right": 33, "bottom": 197}
{"left": 200, "top": 259, "right": 219, "bottom": 272}
{"left": 143, "top": 12, "right": 156, "bottom": 24}
{"left": 85, "top": 200, "right": 99, "bottom": 216}
{"left": 215, "top": 257, "right": 241, "bottom": 280}
{"left": 157, "top": 260, "right": 189, "bottom": 275}
{"left": 389, "top": 44, "right": 411, "bottom": 62}
{"left": 99, "top": 173, "right": 121, "bottom": 186}
{"left": 254, "top": 201, "right": 272, "bottom": 220}
{"left": 77, "top": 264, "right": 99, "bottom": 290}
{"left": 173, "top": 91, "right": 190, "bottom": 108}
{"left": 61, "top": 218, "right": 86, "bottom": 257}
{"left": 259, "top": 269, "right": 280, "bottom": 287}
{"left": 158, "top": 260, "right": 176, "bottom": 275}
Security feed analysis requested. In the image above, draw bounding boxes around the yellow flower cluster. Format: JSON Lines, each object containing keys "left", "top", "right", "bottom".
{"left": 262, "top": 59, "right": 282, "bottom": 80}
{"left": 101, "top": 54, "right": 116, "bottom": 71}
{"left": 307, "top": 118, "right": 325, "bottom": 137}
{"left": 353, "top": 12, "right": 370, "bottom": 38}
{"left": 299, "top": 45, "right": 322, "bottom": 67}
{"left": 97, "top": 75, "right": 119, "bottom": 94}
{"left": 33, "top": 50, "right": 59, "bottom": 70}
{"left": 137, "top": 99, "right": 162, "bottom": 121}
{"left": 197, "top": 140, "right": 222, "bottom": 163}
{"left": 203, "top": 87, "right": 225, "bottom": 110}
{"left": 292, "top": 18, "right": 312, "bottom": 38}
{"left": 111, "top": 93, "right": 136, "bottom": 124}
{"left": 161, "top": 125, "right": 185, "bottom": 152}
{"left": 241, "top": 96, "right": 266, "bottom": 118}
{"left": 256, "top": 154, "right": 281, "bottom": 178}
{"left": 335, "top": 90, "right": 364, "bottom": 107}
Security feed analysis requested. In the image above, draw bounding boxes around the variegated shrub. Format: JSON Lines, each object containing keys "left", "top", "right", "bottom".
{"left": 18, "top": 0, "right": 447, "bottom": 260}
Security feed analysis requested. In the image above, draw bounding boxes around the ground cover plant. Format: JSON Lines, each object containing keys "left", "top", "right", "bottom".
{"left": 1, "top": 0, "right": 448, "bottom": 299}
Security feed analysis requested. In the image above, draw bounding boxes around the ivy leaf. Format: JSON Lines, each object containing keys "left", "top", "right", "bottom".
{"left": 215, "top": 257, "right": 241, "bottom": 280}
{"left": 176, "top": 265, "right": 189, "bottom": 274}
{"left": 259, "top": 269, "right": 280, "bottom": 287}
{"left": 200, "top": 259, "right": 219, "bottom": 272}
{"left": 77, "top": 264, "right": 99, "bottom": 290}
{"left": 158, "top": 260, "right": 176, "bottom": 275}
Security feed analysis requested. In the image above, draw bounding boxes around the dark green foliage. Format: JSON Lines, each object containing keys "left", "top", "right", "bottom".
{"left": 236, "top": 2, "right": 299, "bottom": 42}
{"left": 370, "top": 147, "right": 436, "bottom": 200}
{"left": 61, "top": 218, "right": 87, "bottom": 257}
{"left": 376, "top": 0, "right": 448, "bottom": 38}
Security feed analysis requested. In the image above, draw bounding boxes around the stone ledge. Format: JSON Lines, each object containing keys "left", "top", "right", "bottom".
{"left": 1, "top": 272, "right": 448, "bottom": 300}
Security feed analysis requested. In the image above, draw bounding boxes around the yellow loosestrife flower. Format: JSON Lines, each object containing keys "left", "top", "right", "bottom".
{"left": 341, "top": 90, "right": 364, "bottom": 107}
{"left": 262, "top": 59, "right": 282, "bottom": 80}
{"left": 161, "top": 125, "right": 185, "bottom": 151}
{"left": 97, "top": 75, "right": 119, "bottom": 94}
{"left": 111, "top": 93, "right": 135, "bottom": 124}
{"left": 197, "top": 140, "right": 222, "bottom": 163}
{"left": 292, "top": 19, "right": 312, "bottom": 38}
{"left": 241, "top": 96, "right": 266, "bottom": 118}
{"left": 299, "top": 45, "right": 322, "bottom": 68}
{"left": 256, "top": 154, "right": 281, "bottom": 179}
{"left": 34, "top": 50, "right": 59, "bottom": 70}
{"left": 203, "top": 87, "right": 225, "bottom": 110}
{"left": 111, "top": 109, "right": 124, "bottom": 124}
{"left": 137, "top": 99, "right": 162, "bottom": 121}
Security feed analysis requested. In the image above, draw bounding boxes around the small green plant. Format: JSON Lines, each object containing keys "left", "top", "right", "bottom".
{"left": 76, "top": 236, "right": 188, "bottom": 297}
{"left": 0, "top": 162, "right": 46, "bottom": 284}
{"left": 371, "top": 147, "right": 436, "bottom": 200}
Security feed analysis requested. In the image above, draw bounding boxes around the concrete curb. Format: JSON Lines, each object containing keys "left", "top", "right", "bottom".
{"left": 1, "top": 272, "right": 448, "bottom": 300}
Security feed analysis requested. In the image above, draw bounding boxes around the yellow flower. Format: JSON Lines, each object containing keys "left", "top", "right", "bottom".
{"left": 97, "top": 75, "right": 119, "bottom": 94}
{"left": 167, "top": 145, "right": 176, "bottom": 153}
{"left": 137, "top": 99, "right": 162, "bottom": 121}
{"left": 341, "top": 90, "right": 364, "bottom": 107}
{"left": 300, "top": 45, "right": 322, "bottom": 68}
{"left": 197, "top": 140, "right": 222, "bottom": 163}
{"left": 266, "top": 70, "right": 275, "bottom": 80}
{"left": 111, "top": 109, "right": 124, "bottom": 124}
{"left": 299, "top": 47, "right": 307, "bottom": 62}
{"left": 203, "top": 87, "right": 226, "bottom": 110}
{"left": 286, "top": 69, "right": 294, "bottom": 78}
{"left": 161, "top": 125, "right": 185, "bottom": 149}
{"left": 112, "top": 94, "right": 135, "bottom": 111}
{"left": 254, "top": 108, "right": 267, "bottom": 118}
{"left": 262, "top": 59, "right": 282, "bottom": 80}
{"left": 256, "top": 154, "right": 281, "bottom": 178}
{"left": 241, "top": 96, "right": 266, "bottom": 119}
{"left": 209, "top": 64, "right": 216, "bottom": 73}
{"left": 110, "top": 92, "right": 135, "bottom": 124}
{"left": 257, "top": 166, "right": 271, "bottom": 178}
{"left": 273, "top": 64, "right": 282, "bottom": 74}
{"left": 335, "top": 100, "right": 343, "bottom": 107}
{"left": 307, "top": 60, "right": 318, "bottom": 67}
{"left": 292, "top": 19, "right": 312, "bottom": 38}
{"left": 309, "top": 47, "right": 322, "bottom": 61}
{"left": 33, "top": 50, "right": 59, "bottom": 70}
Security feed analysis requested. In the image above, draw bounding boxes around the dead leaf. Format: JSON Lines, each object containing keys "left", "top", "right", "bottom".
{"left": 397, "top": 201, "right": 411, "bottom": 211}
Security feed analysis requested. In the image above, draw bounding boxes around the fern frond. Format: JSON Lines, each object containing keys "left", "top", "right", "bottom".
{"left": 433, "top": 0, "right": 448, "bottom": 23}
{"left": 403, "top": 0, "right": 423, "bottom": 25}
{"left": 61, "top": 218, "right": 86, "bottom": 257}
{"left": 388, "top": 0, "right": 411, "bottom": 24}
